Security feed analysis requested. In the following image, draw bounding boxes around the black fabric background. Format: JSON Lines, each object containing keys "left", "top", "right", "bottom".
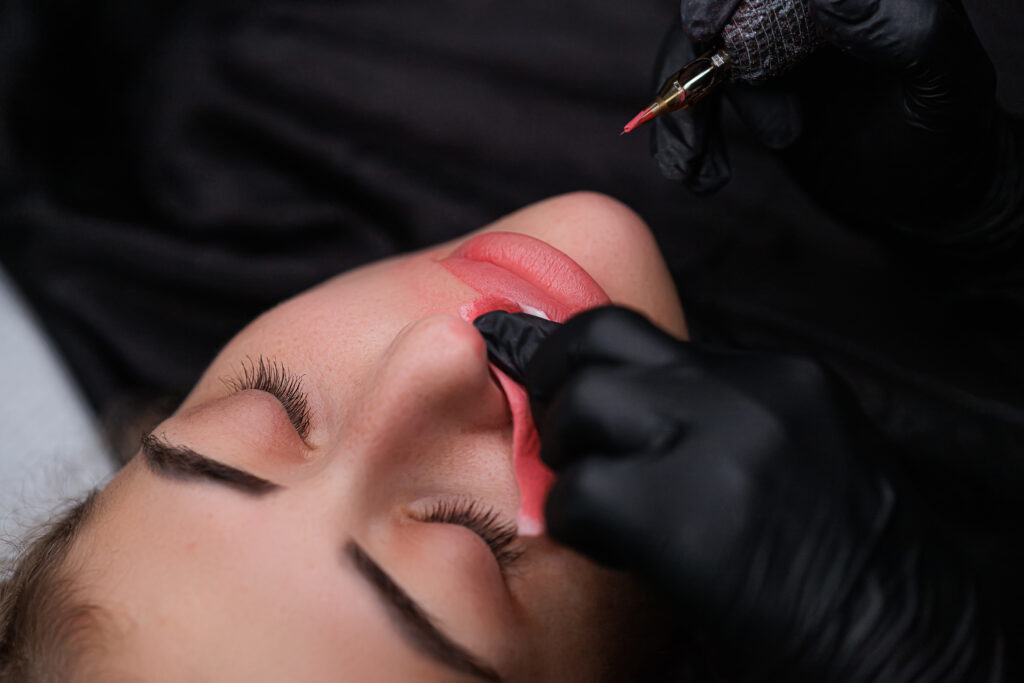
{"left": 1, "top": 0, "right": 1023, "bottom": 626}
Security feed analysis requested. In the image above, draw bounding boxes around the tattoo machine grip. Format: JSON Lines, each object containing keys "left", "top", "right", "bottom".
{"left": 721, "top": 0, "right": 823, "bottom": 83}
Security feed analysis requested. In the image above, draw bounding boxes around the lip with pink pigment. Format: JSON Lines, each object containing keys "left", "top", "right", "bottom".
{"left": 439, "top": 232, "right": 610, "bottom": 535}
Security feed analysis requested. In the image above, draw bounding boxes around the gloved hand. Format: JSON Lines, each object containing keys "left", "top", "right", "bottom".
{"left": 475, "top": 307, "right": 1005, "bottom": 682}
{"left": 656, "top": 0, "right": 1021, "bottom": 251}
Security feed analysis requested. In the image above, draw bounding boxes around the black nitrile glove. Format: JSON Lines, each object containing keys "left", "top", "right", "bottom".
{"left": 473, "top": 311, "right": 560, "bottom": 385}
{"left": 652, "top": 2, "right": 802, "bottom": 194}
{"left": 656, "top": 0, "right": 1022, "bottom": 254}
{"left": 475, "top": 307, "right": 1005, "bottom": 682}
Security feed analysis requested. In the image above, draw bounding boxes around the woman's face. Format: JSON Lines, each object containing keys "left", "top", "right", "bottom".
{"left": 71, "top": 193, "right": 687, "bottom": 681}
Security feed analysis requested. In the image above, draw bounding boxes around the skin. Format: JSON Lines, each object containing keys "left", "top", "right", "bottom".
{"left": 68, "top": 192, "right": 687, "bottom": 681}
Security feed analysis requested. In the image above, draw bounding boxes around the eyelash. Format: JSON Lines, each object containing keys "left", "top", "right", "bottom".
{"left": 222, "top": 360, "right": 521, "bottom": 571}
{"left": 222, "top": 356, "right": 313, "bottom": 439}
{"left": 421, "top": 499, "right": 524, "bottom": 574}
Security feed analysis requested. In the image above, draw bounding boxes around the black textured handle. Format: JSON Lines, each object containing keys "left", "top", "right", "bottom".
{"left": 723, "top": 0, "right": 822, "bottom": 82}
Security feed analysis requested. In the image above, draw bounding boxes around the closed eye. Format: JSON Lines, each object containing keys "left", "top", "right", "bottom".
{"left": 419, "top": 499, "right": 524, "bottom": 575}
{"left": 221, "top": 355, "right": 314, "bottom": 440}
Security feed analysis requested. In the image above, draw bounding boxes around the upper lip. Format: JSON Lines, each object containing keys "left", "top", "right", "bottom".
{"left": 439, "top": 231, "right": 610, "bottom": 321}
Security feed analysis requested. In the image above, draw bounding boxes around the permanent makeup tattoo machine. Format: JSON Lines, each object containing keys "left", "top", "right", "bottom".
{"left": 622, "top": 0, "right": 822, "bottom": 133}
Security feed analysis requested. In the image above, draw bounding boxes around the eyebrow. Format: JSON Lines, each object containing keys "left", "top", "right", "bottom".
{"left": 140, "top": 433, "right": 279, "bottom": 496}
{"left": 141, "top": 435, "right": 500, "bottom": 679}
{"left": 345, "top": 542, "right": 502, "bottom": 682}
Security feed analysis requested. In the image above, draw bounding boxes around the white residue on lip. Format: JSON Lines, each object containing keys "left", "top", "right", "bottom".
{"left": 517, "top": 512, "right": 544, "bottom": 537}
{"left": 519, "top": 304, "right": 550, "bottom": 320}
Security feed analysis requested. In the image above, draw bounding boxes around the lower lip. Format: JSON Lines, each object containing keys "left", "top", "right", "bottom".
{"left": 439, "top": 232, "right": 610, "bottom": 535}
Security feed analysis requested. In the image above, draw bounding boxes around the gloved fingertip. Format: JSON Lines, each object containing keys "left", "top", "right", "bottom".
{"left": 654, "top": 137, "right": 731, "bottom": 194}
{"left": 652, "top": 117, "right": 703, "bottom": 182}
{"left": 474, "top": 311, "right": 560, "bottom": 385}
{"left": 654, "top": 151, "right": 687, "bottom": 182}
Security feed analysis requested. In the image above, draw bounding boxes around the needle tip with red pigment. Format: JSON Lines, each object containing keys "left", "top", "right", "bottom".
{"left": 618, "top": 100, "right": 667, "bottom": 135}
{"left": 620, "top": 104, "right": 659, "bottom": 135}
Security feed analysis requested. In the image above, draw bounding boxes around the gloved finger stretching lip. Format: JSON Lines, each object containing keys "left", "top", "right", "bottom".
{"left": 439, "top": 231, "right": 611, "bottom": 535}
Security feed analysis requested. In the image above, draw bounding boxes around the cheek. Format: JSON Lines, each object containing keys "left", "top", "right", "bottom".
{"left": 506, "top": 537, "right": 641, "bottom": 678}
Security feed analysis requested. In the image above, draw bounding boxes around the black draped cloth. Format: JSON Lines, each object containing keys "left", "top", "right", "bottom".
{"left": 2, "top": 0, "right": 1023, "bottom": 624}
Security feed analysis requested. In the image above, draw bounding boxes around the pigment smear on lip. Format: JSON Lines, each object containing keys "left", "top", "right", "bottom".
{"left": 491, "top": 366, "right": 551, "bottom": 536}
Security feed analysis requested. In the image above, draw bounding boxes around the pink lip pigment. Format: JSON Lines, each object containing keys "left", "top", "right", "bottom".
{"left": 440, "top": 232, "right": 609, "bottom": 534}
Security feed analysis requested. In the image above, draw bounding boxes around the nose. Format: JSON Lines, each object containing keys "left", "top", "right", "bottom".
{"left": 347, "top": 314, "right": 512, "bottom": 458}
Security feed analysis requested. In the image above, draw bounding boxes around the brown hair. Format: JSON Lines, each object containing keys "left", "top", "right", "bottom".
{"left": 0, "top": 491, "right": 105, "bottom": 682}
